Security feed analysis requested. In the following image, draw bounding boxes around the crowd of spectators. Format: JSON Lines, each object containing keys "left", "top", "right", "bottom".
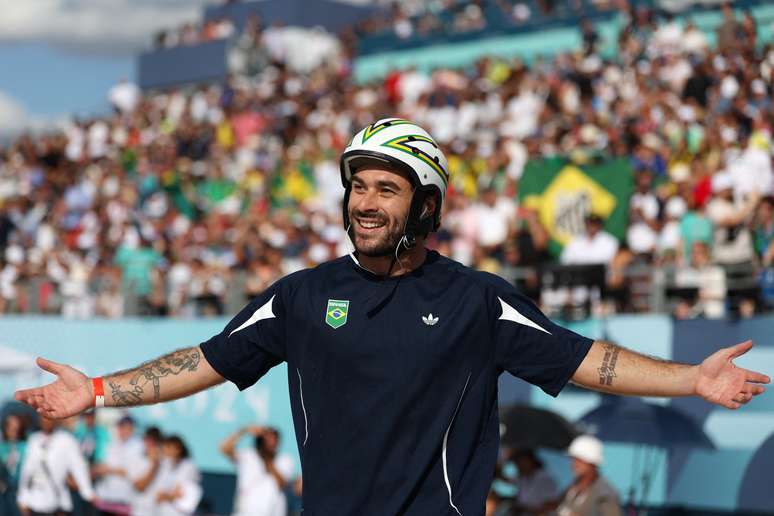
{"left": 152, "top": 17, "right": 237, "bottom": 50}
{"left": 353, "top": 0, "right": 618, "bottom": 45}
{"left": 2, "top": 3, "right": 774, "bottom": 319}
{"left": 0, "top": 407, "right": 302, "bottom": 516}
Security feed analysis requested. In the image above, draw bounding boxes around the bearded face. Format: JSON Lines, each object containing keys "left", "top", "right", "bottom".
{"left": 347, "top": 167, "right": 414, "bottom": 257}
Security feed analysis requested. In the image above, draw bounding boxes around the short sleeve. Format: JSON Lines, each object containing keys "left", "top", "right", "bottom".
{"left": 200, "top": 280, "right": 288, "bottom": 390}
{"left": 490, "top": 277, "right": 593, "bottom": 396}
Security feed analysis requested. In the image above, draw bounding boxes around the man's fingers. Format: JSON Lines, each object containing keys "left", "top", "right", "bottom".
{"left": 743, "top": 369, "right": 771, "bottom": 384}
{"left": 725, "top": 400, "right": 741, "bottom": 410}
{"left": 728, "top": 340, "right": 753, "bottom": 359}
{"left": 15, "top": 388, "right": 43, "bottom": 405}
{"left": 37, "top": 357, "right": 64, "bottom": 375}
{"left": 741, "top": 383, "right": 767, "bottom": 396}
{"left": 733, "top": 392, "right": 753, "bottom": 404}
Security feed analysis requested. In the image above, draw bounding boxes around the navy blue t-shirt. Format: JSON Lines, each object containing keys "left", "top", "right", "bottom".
{"left": 201, "top": 251, "right": 593, "bottom": 516}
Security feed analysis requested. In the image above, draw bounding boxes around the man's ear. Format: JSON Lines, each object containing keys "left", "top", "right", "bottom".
{"left": 421, "top": 194, "right": 437, "bottom": 219}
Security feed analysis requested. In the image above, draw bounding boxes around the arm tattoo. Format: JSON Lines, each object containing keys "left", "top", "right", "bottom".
{"left": 598, "top": 342, "right": 620, "bottom": 387}
{"left": 109, "top": 349, "right": 201, "bottom": 406}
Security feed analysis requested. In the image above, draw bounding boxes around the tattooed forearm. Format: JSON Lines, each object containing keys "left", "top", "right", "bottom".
{"left": 598, "top": 342, "right": 621, "bottom": 386}
{"left": 109, "top": 380, "right": 143, "bottom": 406}
{"left": 107, "top": 348, "right": 201, "bottom": 406}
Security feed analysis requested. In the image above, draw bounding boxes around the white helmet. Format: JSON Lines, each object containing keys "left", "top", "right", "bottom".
{"left": 568, "top": 435, "right": 604, "bottom": 466}
{"left": 340, "top": 118, "right": 449, "bottom": 243}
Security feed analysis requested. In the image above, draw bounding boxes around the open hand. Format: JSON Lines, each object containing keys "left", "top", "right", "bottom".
{"left": 14, "top": 358, "right": 93, "bottom": 419}
{"left": 695, "top": 341, "right": 770, "bottom": 409}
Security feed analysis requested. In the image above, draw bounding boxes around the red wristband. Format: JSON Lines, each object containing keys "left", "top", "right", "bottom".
{"left": 92, "top": 377, "right": 105, "bottom": 408}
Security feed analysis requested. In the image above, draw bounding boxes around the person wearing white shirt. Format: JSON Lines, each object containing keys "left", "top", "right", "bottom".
{"left": 108, "top": 79, "right": 140, "bottom": 115}
{"left": 474, "top": 187, "right": 517, "bottom": 249}
{"left": 94, "top": 415, "right": 144, "bottom": 513}
{"left": 627, "top": 170, "right": 660, "bottom": 255}
{"left": 17, "top": 416, "right": 95, "bottom": 516}
{"left": 155, "top": 436, "right": 201, "bottom": 516}
{"left": 129, "top": 427, "right": 169, "bottom": 516}
{"left": 561, "top": 214, "right": 619, "bottom": 265}
{"left": 220, "top": 426, "right": 295, "bottom": 516}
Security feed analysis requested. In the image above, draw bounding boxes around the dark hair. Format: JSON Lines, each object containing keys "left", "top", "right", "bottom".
{"left": 164, "top": 435, "right": 190, "bottom": 459}
{"left": 511, "top": 448, "right": 544, "bottom": 469}
{"left": 144, "top": 427, "right": 163, "bottom": 443}
{"left": 2, "top": 413, "right": 29, "bottom": 442}
{"left": 254, "top": 427, "right": 280, "bottom": 451}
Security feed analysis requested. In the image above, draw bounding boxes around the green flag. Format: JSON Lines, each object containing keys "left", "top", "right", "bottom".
{"left": 518, "top": 157, "right": 634, "bottom": 256}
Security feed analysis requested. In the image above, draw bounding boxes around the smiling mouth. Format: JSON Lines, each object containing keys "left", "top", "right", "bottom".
{"left": 356, "top": 218, "right": 386, "bottom": 230}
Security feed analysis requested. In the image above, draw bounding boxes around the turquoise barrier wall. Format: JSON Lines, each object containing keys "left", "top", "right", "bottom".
{"left": 0, "top": 316, "right": 298, "bottom": 475}
{"left": 0, "top": 314, "right": 772, "bottom": 511}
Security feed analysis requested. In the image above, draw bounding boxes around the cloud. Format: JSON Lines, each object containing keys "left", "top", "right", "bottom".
{"left": 0, "top": 90, "right": 67, "bottom": 138}
{"left": 0, "top": 91, "right": 28, "bottom": 134}
{"left": 0, "top": 0, "right": 209, "bottom": 56}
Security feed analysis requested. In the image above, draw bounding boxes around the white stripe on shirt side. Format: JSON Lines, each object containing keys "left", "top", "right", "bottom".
{"left": 497, "top": 297, "right": 551, "bottom": 334}
{"left": 229, "top": 295, "right": 276, "bottom": 337}
{"left": 297, "top": 368, "right": 309, "bottom": 446}
{"left": 442, "top": 372, "right": 471, "bottom": 516}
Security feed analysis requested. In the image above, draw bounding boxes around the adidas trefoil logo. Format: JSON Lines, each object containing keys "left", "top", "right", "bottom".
{"left": 422, "top": 313, "right": 439, "bottom": 326}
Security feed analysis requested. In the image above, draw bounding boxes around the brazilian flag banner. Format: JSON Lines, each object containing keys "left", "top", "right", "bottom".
{"left": 518, "top": 157, "right": 634, "bottom": 256}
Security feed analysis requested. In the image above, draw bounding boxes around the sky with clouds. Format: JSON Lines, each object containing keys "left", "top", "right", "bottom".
{"left": 0, "top": 0, "right": 209, "bottom": 134}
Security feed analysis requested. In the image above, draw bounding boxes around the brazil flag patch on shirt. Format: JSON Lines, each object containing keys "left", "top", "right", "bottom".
{"left": 325, "top": 299, "right": 349, "bottom": 329}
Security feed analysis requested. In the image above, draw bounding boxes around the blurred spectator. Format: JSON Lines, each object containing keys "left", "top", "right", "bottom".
{"left": 511, "top": 449, "right": 558, "bottom": 515}
{"left": 673, "top": 241, "right": 726, "bottom": 319}
{"left": 108, "top": 80, "right": 141, "bottom": 116}
{"left": 557, "top": 435, "right": 621, "bottom": 516}
{"left": 678, "top": 192, "right": 713, "bottom": 267}
{"left": 581, "top": 19, "right": 601, "bottom": 55}
{"left": 681, "top": 21, "right": 709, "bottom": 56}
{"left": 129, "top": 427, "right": 167, "bottom": 516}
{"left": 627, "top": 170, "right": 659, "bottom": 256}
{"left": 0, "top": 413, "right": 29, "bottom": 516}
{"left": 17, "top": 416, "right": 95, "bottom": 515}
{"left": 73, "top": 410, "right": 109, "bottom": 466}
{"left": 114, "top": 238, "right": 163, "bottom": 311}
{"left": 705, "top": 173, "right": 756, "bottom": 266}
{"left": 560, "top": 215, "right": 619, "bottom": 265}
{"left": 94, "top": 415, "right": 144, "bottom": 515}
{"left": 154, "top": 435, "right": 201, "bottom": 516}
{"left": 220, "top": 425, "right": 294, "bottom": 516}
{"left": 472, "top": 185, "right": 517, "bottom": 250}
{"left": 657, "top": 195, "right": 688, "bottom": 262}
{"left": 716, "top": 3, "right": 743, "bottom": 53}
{"left": 753, "top": 196, "right": 774, "bottom": 266}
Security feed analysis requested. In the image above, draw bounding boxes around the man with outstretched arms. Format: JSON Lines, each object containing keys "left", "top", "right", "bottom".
{"left": 16, "top": 119, "right": 770, "bottom": 516}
